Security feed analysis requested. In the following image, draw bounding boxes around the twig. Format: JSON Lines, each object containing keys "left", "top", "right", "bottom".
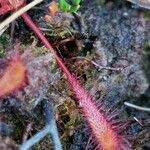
{"left": 22, "top": 122, "right": 33, "bottom": 143}
{"left": 124, "top": 102, "right": 150, "bottom": 112}
{"left": 0, "top": 0, "right": 43, "bottom": 30}
{"left": 127, "top": 0, "right": 150, "bottom": 10}
{"left": 0, "top": 25, "right": 9, "bottom": 37}
{"left": 71, "top": 56, "right": 123, "bottom": 71}
{"left": 54, "top": 37, "right": 74, "bottom": 47}
{"left": 19, "top": 99, "right": 62, "bottom": 150}
{"left": 10, "top": 21, "right": 16, "bottom": 43}
{"left": 133, "top": 117, "right": 143, "bottom": 126}
{"left": 19, "top": 125, "right": 50, "bottom": 150}
{"left": 43, "top": 100, "right": 62, "bottom": 150}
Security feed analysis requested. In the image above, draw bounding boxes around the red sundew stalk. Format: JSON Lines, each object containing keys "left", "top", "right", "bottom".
{"left": 21, "top": 13, "right": 129, "bottom": 150}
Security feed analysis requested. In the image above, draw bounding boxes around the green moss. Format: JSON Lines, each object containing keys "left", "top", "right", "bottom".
{"left": 96, "top": 0, "right": 106, "bottom": 5}
{"left": 145, "top": 41, "right": 150, "bottom": 47}
{"left": 0, "top": 44, "right": 5, "bottom": 56}
{"left": 10, "top": 114, "right": 29, "bottom": 144}
{"left": 0, "top": 33, "right": 10, "bottom": 57}
{"left": 32, "top": 136, "right": 53, "bottom": 150}
{"left": 56, "top": 99, "right": 80, "bottom": 144}
{"left": 85, "top": 66, "right": 96, "bottom": 88}
{"left": 143, "top": 43, "right": 150, "bottom": 82}
{"left": 143, "top": 11, "right": 150, "bottom": 20}
{"left": 50, "top": 59, "right": 57, "bottom": 73}
{"left": 46, "top": 24, "right": 74, "bottom": 39}
{"left": 32, "top": 46, "right": 49, "bottom": 56}
{"left": 0, "top": 33, "right": 10, "bottom": 43}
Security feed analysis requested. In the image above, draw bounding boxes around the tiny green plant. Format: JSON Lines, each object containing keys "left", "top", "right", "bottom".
{"left": 58, "top": 0, "right": 81, "bottom": 13}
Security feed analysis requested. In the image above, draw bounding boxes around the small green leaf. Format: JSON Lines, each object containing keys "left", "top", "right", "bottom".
{"left": 58, "top": 0, "right": 81, "bottom": 13}
{"left": 59, "top": 0, "right": 71, "bottom": 12}
{"left": 70, "top": 5, "right": 80, "bottom": 13}
{"left": 71, "top": 0, "right": 81, "bottom": 6}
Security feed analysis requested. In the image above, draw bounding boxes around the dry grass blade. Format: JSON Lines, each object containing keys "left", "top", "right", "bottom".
{"left": 0, "top": 0, "right": 43, "bottom": 31}
{"left": 19, "top": 99, "right": 62, "bottom": 150}
{"left": 127, "top": 0, "right": 150, "bottom": 9}
{"left": 124, "top": 102, "right": 150, "bottom": 112}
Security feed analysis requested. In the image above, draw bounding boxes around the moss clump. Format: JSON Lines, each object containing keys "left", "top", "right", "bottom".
{"left": 56, "top": 99, "right": 80, "bottom": 148}
{"left": 32, "top": 46, "right": 49, "bottom": 56}
{"left": 46, "top": 23, "right": 75, "bottom": 39}
{"left": 0, "top": 33, "right": 10, "bottom": 57}
{"left": 143, "top": 43, "right": 150, "bottom": 82}
{"left": 143, "top": 11, "right": 150, "bottom": 20}
{"left": 96, "top": 0, "right": 106, "bottom": 5}
{"left": 0, "top": 44, "right": 5, "bottom": 56}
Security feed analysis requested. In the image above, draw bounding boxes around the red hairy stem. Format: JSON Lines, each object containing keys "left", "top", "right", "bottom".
{"left": 21, "top": 13, "right": 129, "bottom": 150}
